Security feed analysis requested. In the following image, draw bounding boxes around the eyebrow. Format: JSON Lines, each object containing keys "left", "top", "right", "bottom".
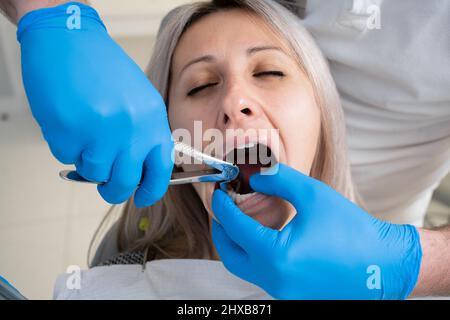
{"left": 179, "top": 45, "right": 284, "bottom": 76}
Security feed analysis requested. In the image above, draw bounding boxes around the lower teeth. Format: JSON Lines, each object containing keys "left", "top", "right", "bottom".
{"left": 226, "top": 189, "right": 257, "bottom": 205}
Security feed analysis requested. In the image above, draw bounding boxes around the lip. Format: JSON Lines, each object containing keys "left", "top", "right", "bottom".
{"left": 208, "top": 129, "right": 283, "bottom": 215}
{"left": 221, "top": 133, "right": 279, "bottom": 194}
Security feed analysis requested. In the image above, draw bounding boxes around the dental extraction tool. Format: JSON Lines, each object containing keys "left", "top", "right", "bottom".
{"left": 59, "top": 141, "right": 240, "bottom": 187}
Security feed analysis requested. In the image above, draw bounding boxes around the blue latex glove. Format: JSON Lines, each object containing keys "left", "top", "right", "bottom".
{"left": 212, "top": 164, "right": 422, "bottom": 299}
{"left": 17, "top": 2, "right": 173, "bottom": 207}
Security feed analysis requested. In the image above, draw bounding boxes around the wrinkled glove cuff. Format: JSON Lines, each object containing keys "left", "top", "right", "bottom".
{"left": 17, "top": 1, "right": 106, "bottom": 43}
{"left": 402, "top": 225, "right": 423, "bottom": 299}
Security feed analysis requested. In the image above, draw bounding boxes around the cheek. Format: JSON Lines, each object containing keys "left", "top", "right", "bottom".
{"left": 168, "top": 104, "right": 189, "bottom": 131}
{"left": 168, "top": 102, "right": 217, "bottom": 134}
{"left": 167, "top": 90, "right": 198, "bottom": 131}
{"left": 275, "top": 89, "right": 321, "bottom": 174}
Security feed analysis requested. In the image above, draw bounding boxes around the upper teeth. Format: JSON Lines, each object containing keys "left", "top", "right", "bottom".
{"left": 235, "top": 142, "right": 256, "bottom": 150}
{"left": 227, "top": 189, "right": 257, "bottom": 205}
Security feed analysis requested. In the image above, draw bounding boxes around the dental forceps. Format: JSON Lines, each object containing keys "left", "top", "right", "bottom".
{"left": 59, "top": 141, "right": 240, "bottom": 187}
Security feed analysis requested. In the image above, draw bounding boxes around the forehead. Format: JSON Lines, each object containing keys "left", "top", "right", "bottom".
{"left": 172, "top": 8, "right": 290, "bottom": 70}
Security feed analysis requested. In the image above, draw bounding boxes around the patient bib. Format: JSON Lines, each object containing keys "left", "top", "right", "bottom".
{"left": 54, "top": 259, "right": 273, "bottom": 300}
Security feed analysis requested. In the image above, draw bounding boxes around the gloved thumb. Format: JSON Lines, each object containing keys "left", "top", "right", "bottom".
{"left": 134, "top": 139, "right": 174, "bottom": 208}
{"left": 212, "top": 189, "right": 278, "bottom": 255}
{"left": 211, "top": 219, "right": 259, "bottom": 285}
{"left": 249, "top": 163, "right": 316, "bottom": 215}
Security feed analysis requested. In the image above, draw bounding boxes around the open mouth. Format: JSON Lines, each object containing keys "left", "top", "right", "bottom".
{"left": 215, "top": 142, "right": 277, "bottom": 205}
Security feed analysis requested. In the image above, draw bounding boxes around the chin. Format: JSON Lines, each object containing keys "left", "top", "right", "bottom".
{"left": 245, "top": 198, "right": 293, "bottom": 230}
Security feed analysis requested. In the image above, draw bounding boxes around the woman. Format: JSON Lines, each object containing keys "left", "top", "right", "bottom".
{"left": 54, "top": 0, "right": 357, "bottom": 299}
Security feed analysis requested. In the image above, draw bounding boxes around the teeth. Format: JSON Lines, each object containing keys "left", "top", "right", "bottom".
{"left": 235, "top": 142, "right": 256, "bottom": 150}
{"left": 226, "top": 189, "right": 257, "bottom": 205}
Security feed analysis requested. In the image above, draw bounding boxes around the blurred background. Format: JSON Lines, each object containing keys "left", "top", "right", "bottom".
{"left": 0, "top": 0, "right": 449, "bottom": 299}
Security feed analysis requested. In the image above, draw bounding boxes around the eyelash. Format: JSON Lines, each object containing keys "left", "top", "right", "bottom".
{"left": 187, "top": 71, "right": 285, "bottom": 96}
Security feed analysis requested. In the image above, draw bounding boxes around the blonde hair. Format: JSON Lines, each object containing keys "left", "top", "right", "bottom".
{"left": 89, "top": 0, "right": 357, "bottom": 265}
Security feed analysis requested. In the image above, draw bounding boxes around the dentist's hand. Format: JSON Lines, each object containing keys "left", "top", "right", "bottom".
{"left": 17, "top": 2, "right": 173, "bottom": 207}
{"left": 212, "top": 164, "right": 422, "bottom": 299}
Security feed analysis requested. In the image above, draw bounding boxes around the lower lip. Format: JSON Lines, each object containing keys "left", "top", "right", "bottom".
{"left": 236, "top": 192, "right": 273, "bottom": 214}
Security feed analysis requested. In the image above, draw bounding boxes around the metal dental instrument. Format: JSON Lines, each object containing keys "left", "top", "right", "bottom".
{"left": 59, "top": 141, "right": 240, "bottom": 186}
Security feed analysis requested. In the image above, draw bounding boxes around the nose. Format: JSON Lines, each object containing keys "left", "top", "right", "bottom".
{"left": 219, "top": 86, "right": 262, "bottom": 129}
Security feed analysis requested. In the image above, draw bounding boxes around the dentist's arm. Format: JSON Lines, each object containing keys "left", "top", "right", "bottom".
{"left": 212, "top": 164, "right": 450, "bottom": 299}
{"left": 411, "top": 226, "right": 450, "bottom": 297}
{"left": 1, "top": 1, "right": 174, "bottom": 207}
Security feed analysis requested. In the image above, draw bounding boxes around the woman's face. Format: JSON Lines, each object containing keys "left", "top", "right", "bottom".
{"left": 168, "top": 9, "right": 321, "bottom": 230}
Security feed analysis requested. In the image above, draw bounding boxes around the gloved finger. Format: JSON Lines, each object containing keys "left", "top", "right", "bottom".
{"left": 97, "top": 149, "right": 143, "bottom": 204}
{"left": 212, "top": 189, "right": 278, "bottom": 255}
{"left": 249, "top": 163, "right": 317, "bottom": 215}
{"left": 75, "top": 144, "right": 117, "bottom": 183}
{"left": 43, "top": 130, "right": 80, "bottom": 165}
{"left": 134, "top": 139, "right": 174, "bottom": 208}
{"left": 211, "top": 219, "right": 258, "bottom": 285}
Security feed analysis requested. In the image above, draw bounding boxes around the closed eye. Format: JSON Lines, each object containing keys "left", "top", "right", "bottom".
{"left": 254, "top": 70, "right": 285, "bottom": 77}
{"left": 187, "top": 71, "right": 285, "bottom": 96}
{"left": 187, "top": 82, "right": 219, "bottom": 96}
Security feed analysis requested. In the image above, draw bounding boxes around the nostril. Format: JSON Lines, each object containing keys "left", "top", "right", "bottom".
{"left": 223, "top": 114, "right": 229, "bottom": 124}
{"left": 241, "top": 108, "right": 251, "bottom": 115}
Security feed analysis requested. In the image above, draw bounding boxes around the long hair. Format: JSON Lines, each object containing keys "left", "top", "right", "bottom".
{"left": 89, "top": 0, "right": 357, "bottom": 265}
